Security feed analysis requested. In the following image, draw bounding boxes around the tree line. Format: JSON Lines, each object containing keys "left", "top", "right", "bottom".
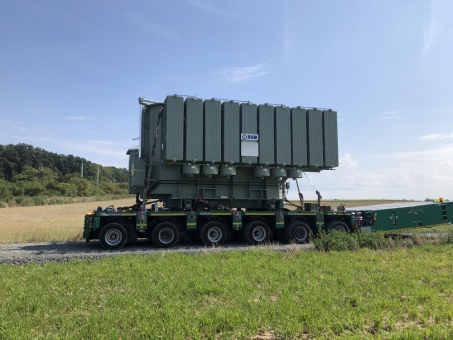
{"left": 0, "top": 144, "right": 130, "bottom": 206}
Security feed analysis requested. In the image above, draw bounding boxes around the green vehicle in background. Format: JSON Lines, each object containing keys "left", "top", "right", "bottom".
{"left": 348, "top": 200, "right": 452, "bottom": 233}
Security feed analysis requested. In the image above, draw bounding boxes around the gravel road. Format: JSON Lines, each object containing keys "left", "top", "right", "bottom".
{"left": 0, "top": 240, "right": 313, "bottom": 265}
{"left": 2, "top": 231, "right": 446, "bottom": 266}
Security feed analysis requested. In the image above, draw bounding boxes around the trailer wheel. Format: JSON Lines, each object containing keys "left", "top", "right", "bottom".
{"left": 244, "top": 220, "right": 270, "bottom": 245}
{"left": 285, "top": 221, "right": 310, "bottom": 244}
{"left": 99, "top": 223, "right": 128, "bottom": 250}
{"left": 199, "top": 221, "right": 227, "bottom": 246}
{"left": 326, "top": 221, "right": 350, "bottom": 233}
{"left": 152, "top": 222, "right": 179, "bottom": 248}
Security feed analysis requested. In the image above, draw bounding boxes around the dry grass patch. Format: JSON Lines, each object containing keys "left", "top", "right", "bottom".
{"left": 0, "top": 198, "right": 134, "bottom": 243}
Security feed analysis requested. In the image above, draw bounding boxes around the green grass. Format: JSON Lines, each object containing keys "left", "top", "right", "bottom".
{"left": 395, "top": 223, "right": 453, "bottom": 234}
{"left": 2, "top": 245, "right": 453, "bottom": 339}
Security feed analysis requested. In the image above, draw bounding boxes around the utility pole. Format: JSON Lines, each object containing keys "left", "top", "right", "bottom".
{"left": 81, "top": 159, "right": 84, "bottom": 178}
{"left": 96, "top": 166, "right": 99, "bottom": 185}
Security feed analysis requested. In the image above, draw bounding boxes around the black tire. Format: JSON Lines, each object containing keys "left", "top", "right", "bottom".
{"left": 152, "top": 222, "right": 179, "bottom": 248}
{"left": 285, "top": 221, "right": 310, "bottom": 244}
{"left": 199, "top": 221, "right": 227, "bottom": 246}
{"left": 325, "top": 221, "right": 350, "bottom": 233}
{"left": 99, "top": 223, "right": 128, "bottom": 250}
{"left": 244, "top": 220, "right": 270, "bottom": 245}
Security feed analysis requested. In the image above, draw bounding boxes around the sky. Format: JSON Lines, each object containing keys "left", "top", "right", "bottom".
{"left": 1, "top": 0, "right": 453, "bottom": 200}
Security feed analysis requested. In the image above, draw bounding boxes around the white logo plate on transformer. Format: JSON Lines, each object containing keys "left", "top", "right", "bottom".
{"left": 241, "top": 133, "right": 259, "bottom": 141}
{"left": 240, "top": 133, "right": 259, "bottom": 157}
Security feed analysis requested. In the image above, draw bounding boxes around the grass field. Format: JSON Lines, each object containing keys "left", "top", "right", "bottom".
{"left": 0, "top": 199, "right": 411, "bottom": 243}
{"left": 1, "top": 245, "right": 453, "bottom": 339}
{"left": 0, "top": 194, "right": 134, "bottom": 208}
{"left": 0, "top": 198, "right": 134, "bottom": 243}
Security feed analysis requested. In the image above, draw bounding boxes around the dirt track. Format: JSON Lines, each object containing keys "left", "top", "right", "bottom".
{"left": 0, "top": 240, "right": 313, "bottom": 265}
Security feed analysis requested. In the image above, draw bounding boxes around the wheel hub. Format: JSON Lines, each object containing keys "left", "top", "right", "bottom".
{"left": 294, "top": 226, "right": 308, "bottom": 241}
{"left": 252, "top": 226, "right": 266, "bottom": 242}
{"left": 105, "top": 229, "right": 122, "bottom": 246}
{"left": 207, "top": 226, "right": 222, "bottom": 243}
{"left": 158, "top": 227, "right": 175, "bottom": 244}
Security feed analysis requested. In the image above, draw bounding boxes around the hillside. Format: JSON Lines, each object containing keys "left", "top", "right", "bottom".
{"left": 0, "top": 143, "right": 131, "bottom": 207}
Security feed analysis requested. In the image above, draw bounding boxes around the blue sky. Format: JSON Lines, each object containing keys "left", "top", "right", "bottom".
{"left": 1, "top": 0, "right": 453, "bottom": 200}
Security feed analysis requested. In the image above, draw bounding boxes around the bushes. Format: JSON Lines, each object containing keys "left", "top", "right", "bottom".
{"left": 0, "top": 144, "right": 131, "bottom": 207}
{"left": 311, "top": 230, "right": 448, "bottom": 252}
{"left": 0, "top": 166, "right": 129, "bottom": 207}
{"left": 68, "top": 177, "right": 92, "bottom": 197}
{"left": 438, "top": 231, "right": 453, "bottom": 245}
{"left": 0, "top": 180, "right": 12, "bottom": 202}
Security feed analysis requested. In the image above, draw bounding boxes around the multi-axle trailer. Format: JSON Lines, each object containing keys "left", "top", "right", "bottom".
{"left": 83, "top": 95, "right": 452, "bottom": 249}
{"left": 83, "top": 200, "right": 452, "bottom": 250}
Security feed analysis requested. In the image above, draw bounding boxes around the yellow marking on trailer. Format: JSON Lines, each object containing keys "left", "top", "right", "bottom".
{"left": 316, "top": 222, "right": 324, "bottom": 224}
{"left": 211, "top": 213, "right": 231, "bottom": 216}
{"left": 296, "top": 213, "right": 313, "bottom": 216}
{"left": 150, "top": 213, "right": 186, "bottom": 216}
{"left": 187, "top": 223, "right": 196, "bottom": 225}
{"left": 233, "top": 222, "right": 242, "bottom": 225}
{"left": 137, "top": 224, "right": 147, "bottom": 227}
{"left": 245, "top": 213, "right": 275, "bottom": 216}
{"left": 276, "top": 222, "right": 284, "bottom": 225}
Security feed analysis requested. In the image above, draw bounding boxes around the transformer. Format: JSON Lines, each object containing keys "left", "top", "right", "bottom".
{"left": 128, "top": 95, "right": 339, "bottom": 209}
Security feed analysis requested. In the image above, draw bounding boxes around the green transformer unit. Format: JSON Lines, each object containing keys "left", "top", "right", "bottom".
{"left": 128, "top": 95, "right": 339, "bottom": 209}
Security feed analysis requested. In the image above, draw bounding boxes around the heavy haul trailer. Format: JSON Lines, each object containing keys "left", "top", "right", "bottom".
{"left": 83, "top": 200, "right": 453, "bottom": 250}
{"left": 82, "top": 95, "right": 450, "bottom": 250}
{"left": 84, "top": 94, "right": 346, "bottom": 249}
{"left": 84, "top": 208, "right": 354, "bottom": 249}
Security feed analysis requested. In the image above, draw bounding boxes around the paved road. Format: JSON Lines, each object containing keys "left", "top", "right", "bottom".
{"left": 0, "top": 240, "right": 313, "bottom": 265}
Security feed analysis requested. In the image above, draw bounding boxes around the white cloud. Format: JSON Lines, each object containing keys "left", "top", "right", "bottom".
{"left": 286, "top": 145, "right": 453, "bottom": 200}
{"left": 187, "top": 0, "right": 237, "bottom": 18}
{"left": 283, "top": 23, "right": 293, "bottom": 63}
{"left": 422, "top": 0, "right": 441, "bottom": 59}
{"left": 128, "top": 13, "right": 178, "bottom": 41}
{"left": 419, "top": 133, "right": 453, "bottom": 141}
{"left": 421, "top": 0, "right": 453, "bottom": 60}
{"left": 7, "top": 135, "right": 134, "bottom": 160}
{"left": 65, "top": 116, "right": 95, "bottom": 121}
{"left": 371, "top": 110, "right": 402, "bottom": 120}
{"left": 382, "top": 110, "right": 400, "bottom": 115}
{"left": 89, "top": 140, "right": 117, "bottom": 146}
{"left": 210, "top": 63, "right": 270, "bottom": 83}
{"left": 0, "top": 119, "right": 34, "bottom": 133}
{"left": 59, "top": 141, "right": 127, "bottom": 158}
